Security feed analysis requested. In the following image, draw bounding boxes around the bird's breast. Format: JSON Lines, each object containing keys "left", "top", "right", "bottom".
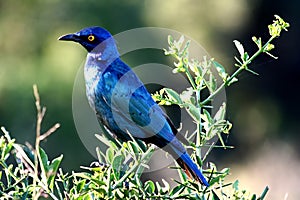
{"left": 84, "top": 54, "right": 104, "bottom": 111}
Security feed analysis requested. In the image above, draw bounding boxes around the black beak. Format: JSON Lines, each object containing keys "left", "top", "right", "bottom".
{"left": 58, "top": 33, "right": 80, "bottom": 42}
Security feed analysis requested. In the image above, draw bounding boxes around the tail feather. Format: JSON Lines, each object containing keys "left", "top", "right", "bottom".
{"left": 176, "top": 153, "right": 209, "bottom": 186}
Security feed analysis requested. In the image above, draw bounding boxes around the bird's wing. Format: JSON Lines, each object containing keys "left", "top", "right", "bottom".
{"left": 97, "top": 61, "right": 185, "bottom": 152}
{"left": 108, "top": 70, "right": 179, "bottom": 146}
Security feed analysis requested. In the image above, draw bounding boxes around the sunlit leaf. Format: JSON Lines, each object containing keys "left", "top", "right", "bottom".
{"left": 233, "top": 40, "right": 245, "bottom": 59}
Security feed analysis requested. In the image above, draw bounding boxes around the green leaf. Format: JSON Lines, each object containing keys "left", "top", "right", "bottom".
{"left": 47, "top": 154, "right": 63, "bottom": 190}
{"left": 189, "top": 59, "right": 201, "bottom": 76}
{"left": 181, "top": 40, "right": 190, "bottom": 58}
{"left": 49, "top": 155, "right": 63, "bottom": 172}
{"left": 212, "top": 60, "right": 228, "bottom": 82}
{"left": 106, "top": 148, "right": 114, "bottom": 164}
{"left": 188, "top": 179, "right": 200, "bottom": 190}
{"left": 251, "top": 194, "right": 257, "bottom": 200}
{"left": 164, "top": 88, "right": 182, "bottom": 104}
{"left": 169, "top": 184, "right": 185, "bottom": 197}
{"left": 83, "top": 193, "right": 93, "bottom": 200}
{"left": 168, "top": 35, "right": 174, "bottom": 46}
{"left": 206, "top": 72, "right": 217, "bottom": 92}
{"left": 243, "top": 52, "right": 250, "bottom": 62}
{"left": 195, "top": 154, "right": 203, "bottom": 167}
{"left": 213, "top": 103, "right": 226, "bottom": 122}
{"left": 185, "top": 103, "right": 201, "bottom": 122}
{"left": 209, "top": 167, "right": 230, "bottom": 185}
{"left": 90, "top": 178, "right": 107, "bottom": 187}
{"left": 112, "top": 154, "right": 125, "bottom": 180}
{"left": 39, "top": 147, "right": 49, "bottom": 172}
{"left": 232, "top": 180, "right": 239, "bottom": 191}
{"left": 1, "top": 142, "right": 9, "bottom": 161}
{"left": 128, "top": 141, "right": 140, "bottom": 155}
{"left": 202, "top": 109, "right": 213, "bottom": 123}
{"left": 252, "top": 36, "right": 262, "bottom": 49}
{"left": 172, "top": 66, "right": 184, "bottom": 74}
{"left": 176, "top": 35, "right": 185, "bottom": 50}
{"left": 144, "top": 180, "right": 155, "bottom": 194}
{"left": 4, "top": 138, "right": 15, "bottom": 159}
{"left": 76, "top": 179, "right": 86, "bottom": 192}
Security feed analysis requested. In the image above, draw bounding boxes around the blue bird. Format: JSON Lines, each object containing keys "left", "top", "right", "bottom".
{"left": 58, "top": 27, "right": 209, "bottom": 186}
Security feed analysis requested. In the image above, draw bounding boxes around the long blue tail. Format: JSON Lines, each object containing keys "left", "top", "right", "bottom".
{"left": 176, "top": 152, "right": 209, "bottom": 186}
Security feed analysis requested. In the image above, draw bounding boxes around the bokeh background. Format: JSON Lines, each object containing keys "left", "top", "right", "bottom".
{"left": 0, "top": 0, "right": 298, "bottom": 199}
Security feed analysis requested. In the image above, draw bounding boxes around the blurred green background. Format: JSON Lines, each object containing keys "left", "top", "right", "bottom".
{"left": 0, "top": 0, "right": 298, "bottom": 199}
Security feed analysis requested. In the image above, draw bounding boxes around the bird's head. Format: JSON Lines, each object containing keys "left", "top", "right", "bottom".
{"left": 58, "top": 27, "right": 114, "bottom": 52}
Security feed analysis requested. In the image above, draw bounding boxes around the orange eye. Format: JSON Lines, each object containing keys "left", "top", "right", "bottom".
{"left": 88, "top": 35, "right": 95, "bottom": 42}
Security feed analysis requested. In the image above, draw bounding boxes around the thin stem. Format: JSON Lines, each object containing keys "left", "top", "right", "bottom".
{"left": 195, "top": 123, "right": 202, "bottom": 160}
{"left": 33, "top": 85, "right": 41, "bottom": 200}
{"left": 184, "top": 59, "right": 203, "bottom": 155}
{"left": 32, "top": 85, "right": 53, "bottom": 200}
{"left": 135, "top": 145, "right": 155, "bottom": 178}
{"left": 201, "top": 35, "right": 276, "bottom": 106}
{"left": 112, "top": 145, "right": 155, "bottom": 189}
{"left": 196, "top": 79, "right": 204, "bottom": 149}
{"left": 183, "top": 63, "right": 197, "bottom": 90}
{"left": 39, "top": 123, "right": 60, "bottom": 141}
{"left": 107, "top": 168, "right": 112, "bottom": 197}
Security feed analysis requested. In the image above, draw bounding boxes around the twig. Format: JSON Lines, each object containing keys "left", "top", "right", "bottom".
{"left": 32, "top": 84, "right": 60, "bottom": 200}
{"left": 40, "top": 123, "right": 60, "bottom": 141}
{"left": 32, "top": 84, "right": 44, "bottom": 200}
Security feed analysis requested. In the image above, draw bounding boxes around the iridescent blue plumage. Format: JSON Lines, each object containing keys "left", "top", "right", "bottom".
{"left": 58, "top": 27, "right": 209, "bottom": 186}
